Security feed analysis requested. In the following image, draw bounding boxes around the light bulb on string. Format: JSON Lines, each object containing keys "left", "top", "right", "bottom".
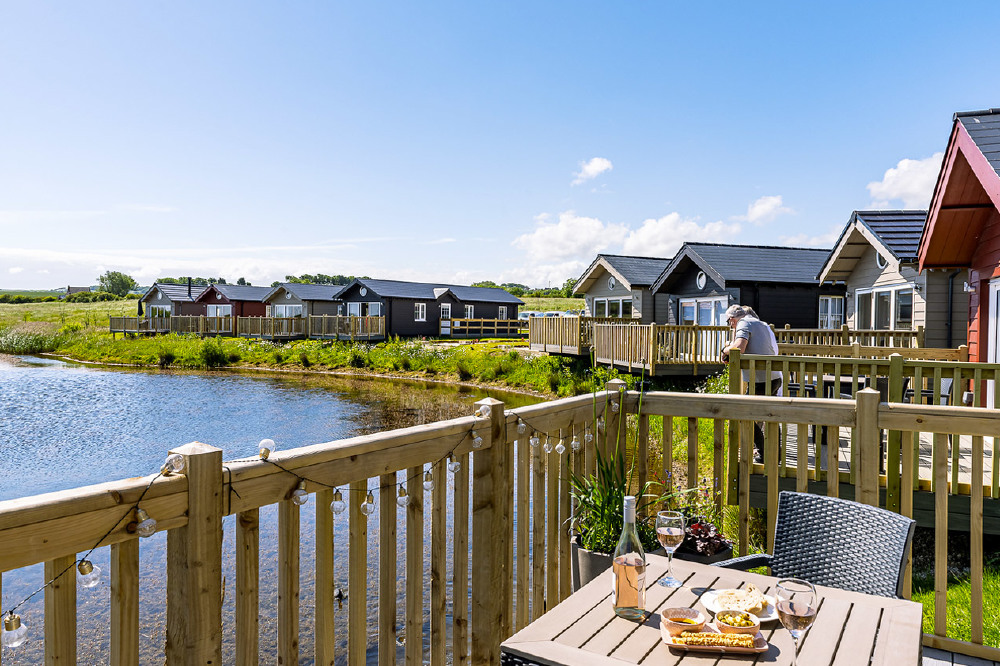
{"left": 134, "top": 508, "right": 157, "bottom": 538}
{"left": 1, "top": 612, "right": 27, "bottom": 648}
{"left": 529, "top": 434, "right": 540, "bottom": 448}
{"left": 76, "top": 559, "right": 101, "bottom": 589}
{"left": 471, "top": 431, "right": 483, "bottom": 449}
{"left": 289, "top": 480, "right": 309, "bottom": 506}
{"left": 571, "top": 435, "right": 581, "bottom": 452}
{"left": 555, "top": 438, "right": 566, "bottom": 455}
{"left": 423, "top": 470, "right": 434, "bottom": 492}
{"left": 597, "top": 418, "right": 605, "bottom": 431}
{"left": 448, "top": 455, "right": 461, "bottom": 474}
{"left": 397, "top": 485, "right": 409, "bottom": 508}
{"left": 161, "top": 453, "right": 185, "bottom": 475}
{"left": 517, "top": 419, "right": 526, "bottom": 435}
{"left": 330, "top": 489, "right": 347, "bottom": 515}
{"left": 477, "top": 404, "right": 491, "bottom": 418}
{"left": 611, "top": 400, "right": 620, "bottom": 413}
{"left": 543, "top": 436, "right": 553, "bottom": 454}
{"left": 584, "top": 430, "right": 594, "bottom": 444}
{"left": 361, "top": 491, "right": 376, "bottom": 516}
{"left": 258, "top": 438, "right": 276, "bottom": 460}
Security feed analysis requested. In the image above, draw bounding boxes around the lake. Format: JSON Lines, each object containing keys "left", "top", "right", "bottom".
{"left": 0, "top": 354, "right": 541, "bottom": 664}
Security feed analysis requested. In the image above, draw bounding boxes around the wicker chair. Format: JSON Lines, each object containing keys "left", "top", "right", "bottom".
{"left": 714, "top": 491, "right": 916, "bottom": 598}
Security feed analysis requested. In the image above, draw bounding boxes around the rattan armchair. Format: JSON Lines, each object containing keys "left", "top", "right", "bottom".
{"left": 714, "top": 491, "right": 916, "bottom": 598}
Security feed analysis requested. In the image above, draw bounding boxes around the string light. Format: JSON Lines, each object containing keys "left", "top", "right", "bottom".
{"left": 611, "top": 400, "right": 620, "bottom": 413}
{"left": 134, "top": 509, "right": 157, "bottom": 538}
{"left": 471, "top": 431, "right": 483, "bottom": 449}
{"left": 76, "top": 560, "right": 101, "bottom": 589}
{"left": 289, "top": 480, "right": 309, "bottom": 506}
{"left": 397, "top": 485, "right": 409, "bottom": 507}
{"left": 543, "top": 436, "right": 553, "bottom": 454}
{"left": 161, "top": 453, "right": 185, "bottom": 475}
{"left": 361, "top": 491, "right": 376, "bottom": 516}
{"left": 330, "top": 489, "right": 347, "bottom": 515}
{"left": 517, "top": 419, "right": 526, "bottom": 434}
{"left": 571, "top": 434, "right": 581, "bottom": 452}
{"left": 258, "top": 438, "right": 276, "bottom": 460}
{"left": 555, "top": 438, "right": 566, "bottom": 455}
{"left": 585, "top": 430, "right": 594, "bottom": 444}
{"left": 423, "top": 470, "right": 434, "bottom": 492}
{"left": 1, "top": 612, "right": 27, "bottom": 648}
{"left": 477, "top": 404, "right": 491, "bottom": 418}
{"left": 529, "top": 434, "right": 540, "bottom": 448}
{"left": 448, "top": 455, "right": 461, "bottom": 474}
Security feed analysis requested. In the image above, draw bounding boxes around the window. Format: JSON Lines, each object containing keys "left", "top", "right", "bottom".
{"left": 621, "top": 300, "right": 632, "bottom": 318}
{"left": 818, "top": 296, "right": 844, "bottom": 329}
{"left": 608, "top": 300, "right": 621, "bottom": 317}
{"left": 149, "top": 305, "right": 171, "bottom": 317}
{"left": 680, "top": 297, "right": 728, "bottom": 325}
{"left": 697, "top": 301, "right": 714, "bottom": 325}
{"left": 894, "top": 289, "right": 913, "bottom": 329}
{"left": 440, "top": 303, "right": 451, "bottom": 320}
{"left": 856, "top": 293, "right": 872, "bottom": 329}
{"left": 465, "top": 305, "right": 474, "bottom": 318}
{"left": 594, "top": 298, "right": 630, "bottom": 318}
{"left": 594, "top": 300, "right": 607, "bottom": 317}
{"left": 206, "top": 305, "right": 232, "bottom": 317}
{"left": 367, "top": 302, "right": 382, "bottom": 316}
{"left": 499, "top": 306, "right": 507, "bottom": 319}
{"left": 680, "top": 301, "right": 695, "bottom": 325}
{"left": 347, "top": 302, "right": 361, "bottom": 316}
{"left": 273, "top": 304, "right": 303, "bottom": 317}
{"left": 414, "top": 303, "right": 426, "bottom": 321}
{"left": 874, "top": 290, "right": 891, "bottom": 329}
{"left": 855, "top": 286, "right": 913, "bottom": 330}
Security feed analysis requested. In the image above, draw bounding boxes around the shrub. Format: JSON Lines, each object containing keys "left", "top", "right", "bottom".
{"left": 299, "top": 352, "right": 311, "bottom": 367}
{"left": 456, "top": 360, "right": 473, "bottom": 381}
{"left": 199, "top": 339, "right": 228, "bottom": 368}
{"left": 158, "top": 349, "right": 176, "bottom": 368}
{"left": 59, "top": 322, "right": 83, "bottom": 334}
{"left": 400, "top": 357, "right": 412, "bottom": 371}
{"left": 349, "top": 349, "right": 366, "bottom": 368}
{"left": 272, "top": 350, "right": 284, "bottom": 364}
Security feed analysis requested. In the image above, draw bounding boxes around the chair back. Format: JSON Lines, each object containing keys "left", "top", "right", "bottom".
{"left": 769, "top": 491, "right": 916, "bottom": 598}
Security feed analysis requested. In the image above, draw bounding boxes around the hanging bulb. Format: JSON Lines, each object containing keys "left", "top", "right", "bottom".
{"left": 1, "top": 612, "right": 27, "bottom": 648}
{"left": 77, "top": 559, "right": 101, "bottom": 589}
{"left": 135, "top": 508, "right": 157, "bottom": 538}
{"left": 477, "top": 404, "right": 491, "bottom": 418}
{"left": 555, "top": 439, "right": 566, "bottom": 455}
{"left": 397, "top": 485, "right": 409, "bottom": 507}
{"left": 289, "top": 480, "right": 309, "bottom": 506}
{"left": 361, "top": 491, "right": 376, "bottom": 516}
{"left": 330, "top": 489, "right": 347, "bottom": 515}
{"left": 161, "top": 453, "right": 185, "bottom": 475}
{"left": 259, "top": 438, "right": 276, "bottom": 460}
{"left": 517, "top": 419, "right": 526, "bottom": 434}
{"left": 543, "top": 436, "right": 553, "bottom": 454}
{"left": 448, "top": 458, "right": 461, "bottom": 474}
{"left": 571, "top": 435, "right": 581, "bottom": 452}
{"left": 611, "top": 400, "right": 620, "bottom": 413}
{"left": 584, "top": 430, "right": 594, "bottom": 444}
{"left": 423, "top": 470, "right": 434, "bottom": 492}
{"left": 529, "top": 434, "right": 540, "bottom": 448}
{"left": 597, "top": 418, "right": 605, "bottom": 431}
{"left": 471, "top": 431, "right": 483, "bottom": 449}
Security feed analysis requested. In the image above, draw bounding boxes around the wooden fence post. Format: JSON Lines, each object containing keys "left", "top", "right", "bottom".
{"left": 916, "top": 325, "right": 925, "bottom": 348}
{"left": 886, "top": 354, "right": 904, "bottom": 512}
{"left": 726, "top": 350, "right": 741, "bottom": 505}
{"left": 604, "top": 379, "right": 627, "bottom": 463}
{"left": 856, "top": 389, "right": 881, "bottom": 507}
{"left": 165, "top": 442, "right": 223, "bottom": 665}
{"left": 471, "top": 397, "right": 508, "bottom": 665}
{"left": 841, "top": 323, "right": 850, "bottom": 345}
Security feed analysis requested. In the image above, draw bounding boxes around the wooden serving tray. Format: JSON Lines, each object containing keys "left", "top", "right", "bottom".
{"left": 662, "top": 623, "right": 768, "bottom": 654}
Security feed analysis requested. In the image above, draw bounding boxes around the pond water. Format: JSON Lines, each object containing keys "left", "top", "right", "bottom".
{"left": 0, "top": 355, "right": 541, "bottom": 664}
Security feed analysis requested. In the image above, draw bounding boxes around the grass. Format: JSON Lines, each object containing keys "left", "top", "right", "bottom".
{"left": 519, "top": 296, "right": 585, "bottom": 312}
{"left": 0, "top": 299, "right": 136, "bottom": 328}
{"left": 0, "top": 289, "right": 64, "bottom": 298}
{"left": 912, "top": 564, "right": 1000, "bottom": 645}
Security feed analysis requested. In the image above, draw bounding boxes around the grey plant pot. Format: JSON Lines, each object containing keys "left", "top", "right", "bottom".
{"left": 571, "top": 538, "right": 614, "bottom": 592}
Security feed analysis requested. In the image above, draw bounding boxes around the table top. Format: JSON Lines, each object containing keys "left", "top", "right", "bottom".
{"left": 501, "top": 554, "right": 922, "bottom": 665}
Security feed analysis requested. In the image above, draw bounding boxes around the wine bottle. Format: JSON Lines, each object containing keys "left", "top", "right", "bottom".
{"left": 612, "top": 495, "right": 646, "bottom": 620}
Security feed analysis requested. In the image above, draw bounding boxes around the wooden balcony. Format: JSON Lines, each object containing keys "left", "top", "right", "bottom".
{"left": 110, "top": 316, "right": 387, "bottom": 341}
{"left": 4, "top": 379, "right": 998, "bottom": 662}
{"left": 306, "top": 314, "right": 386, "bottom": 341}
{"left": 592, "top": 324, "right": 730, "bottom": 376}
{"left": 441, "top": 317, "right": 526, "bottom": 338}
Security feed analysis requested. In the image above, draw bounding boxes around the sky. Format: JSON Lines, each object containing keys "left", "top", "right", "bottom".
{"left": 2, "top": 1, "right": 1000, "bottom": 290}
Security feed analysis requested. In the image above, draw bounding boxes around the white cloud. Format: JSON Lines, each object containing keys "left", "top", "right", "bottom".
{"left": 512, "top": 211, "right": 628, "bottom": 263}
{"left": 622, "top": 213, "right": 741, "bottom": 257}
{"left": 867, "top": 153, "right": 944, "bottom": 209}
{"left": 8, "top": 267, "right": 23, "bottom": 274}
{"left": 572, "top": 157, "right": 613, "bottom": 186}
{"left": 779, "top": 226, "right": 841, "bottom": 248}
{"left": 732, "top": 195, "right": 794, "bottom": 224}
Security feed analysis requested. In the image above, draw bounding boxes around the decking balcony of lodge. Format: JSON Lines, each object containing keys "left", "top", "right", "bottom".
{"left": 1, "top": 381, "right": 998, "bottom": 663}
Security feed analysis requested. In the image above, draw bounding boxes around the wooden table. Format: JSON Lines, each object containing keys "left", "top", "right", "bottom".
{"left": 501, "top": 554, "right": 922, "bottom": 665}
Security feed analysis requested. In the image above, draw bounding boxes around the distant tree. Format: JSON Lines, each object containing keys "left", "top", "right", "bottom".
{"left": 561, "top": 278, "right": 578, "bottom": 298}
{"left": 97, "top": 271, "right": 137, "bottom": 297}
{"left": 237, "top": 277, "right": 249, "bottom": 286}
{"left": 471, "top": 280, "right": 500, "bottom": 289}
{"left": 284, "top": 274, "right": 368, "bottom": 285}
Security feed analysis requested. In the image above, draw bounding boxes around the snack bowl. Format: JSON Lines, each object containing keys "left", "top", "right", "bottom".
{"left": 714, "top": 610, "right": 761, "bottom": 635}
{"left": 660, "top": 607, "right": 707, "bottom": 637}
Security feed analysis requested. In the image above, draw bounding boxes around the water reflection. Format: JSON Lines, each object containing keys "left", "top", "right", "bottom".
{"left": 0, "top": 355, "right": 540, "bottom": 664}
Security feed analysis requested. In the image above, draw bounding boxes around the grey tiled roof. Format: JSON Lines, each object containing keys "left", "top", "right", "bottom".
{"left": 598, "top": 254, "right": 672, "bottom": 286}
{"left": 142, "top": 282, "right": 199, "bottom": 303}
{"left": 956, "top": 109, "right": 1000, "bottom": 178}
{"left": 211, "top": 284, "right": 273, "bottom": 302}
{"left": 855, "top": 211, "right": 926, "bottom": 261}
{"left": 267, "top": 283, "right": 345, "bottom": 302}
{"left": 653, "top": 242, "right": 831, "bottom": 292}
{"left": 356, "top": 279, "right": 523, "bottom": 304}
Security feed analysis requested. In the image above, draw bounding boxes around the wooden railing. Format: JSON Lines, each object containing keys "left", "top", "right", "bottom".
{"left": 592, "top": 324, "right": 729, "bottom": 374}
{"left": 2, "top": 381, "right": 997, "bottom": 662}
{"left": 778, "top": 342, "right": 969, "bottom": 361}
{"left": 528, "top": 317, "right": 631, "bottom": 354}
{"left": 774, "top": 324, "right": 925, "bottom": 348}
{"left": 109, "top": 316, "right": 171, "bottom": 334}
{"left": 235, "top": 317, "right": 306, "bottom": 339}
{"left": 307, "top": 315, "right": 386, "bottom": 340}
{"left": 444, "top": 318, "right": 526, "bottom": 338}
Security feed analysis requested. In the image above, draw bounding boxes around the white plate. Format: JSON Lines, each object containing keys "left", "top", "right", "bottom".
{"left": 700, "top": 590, "right": 778, "bottom": 622}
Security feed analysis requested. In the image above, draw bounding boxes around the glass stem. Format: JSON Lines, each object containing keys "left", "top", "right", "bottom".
{"left": 791, "top": 637, "right": 798, "bottom": 666}
{"left": 666, "top": 551, "right": 673, "bottom": 579}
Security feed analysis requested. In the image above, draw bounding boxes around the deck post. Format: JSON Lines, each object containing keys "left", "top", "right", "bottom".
{"left": 856, "top": 388, "right": 881, "bottom": 507}
{"left": 471, "top": 396, "right": 508, "bottom": 665}
{"left": 604, "top": 379, "right": 627, "bottom": 463}
{"left": 886, "top": 354, "right": 905, "bottom": 512}
{"left": 841, "top": 323, "right": 850, "bottom": 345}
{"left": 916, "top": 325, "right": 925, "bottom": 347}
{"left": 726, "top": 350, "right": 741, "bottom": 505}
{"left": 165, "top": 442, "right": 223, "bottom": 665}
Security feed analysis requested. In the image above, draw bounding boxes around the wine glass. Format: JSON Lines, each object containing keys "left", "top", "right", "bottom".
{"left": 775, "top": 578, "right": 818, "bottom": 666}
{"left": 655, "top": 511, "right": 685, "bottom": 587}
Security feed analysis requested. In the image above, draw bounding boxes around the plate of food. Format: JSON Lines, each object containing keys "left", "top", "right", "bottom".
{"left": 661, "top": 623, "right": 768, "bottom": 654}
{"left": 700, "top": 584, "right": 778, "bottom": 622}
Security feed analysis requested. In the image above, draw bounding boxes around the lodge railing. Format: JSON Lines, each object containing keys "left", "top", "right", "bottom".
{"left": 307, "top": 314, "right": 386, "bottom": 340}
{"left": 443, "top": 318, "right": 526, "bottom": 338}
{"left": 592, "top": 324, "right": 729, "bottom": 374}
{"left": 773, "top": 324, "right": 925, "bottom": 348}
{"left": 777, "top": 342, "right": 969, "bottom": 361}
{"left": 2, "top": 379, "right": 997, "bottom": 662}
{"left": 108, "top": 316, "right": 171, "bottom": 335}
{"left": 528, "top": 316, "right": 633, "bottom": 354}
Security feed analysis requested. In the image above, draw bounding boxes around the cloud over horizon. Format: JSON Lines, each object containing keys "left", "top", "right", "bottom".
{"left": 732, "top": 195, "right": 794, "bottom": 224}
{"left": 867, "top": 153, "right": 944, "bottom": 209}
{"left": 572, "top": 157, "right": 613, "bottom": 186}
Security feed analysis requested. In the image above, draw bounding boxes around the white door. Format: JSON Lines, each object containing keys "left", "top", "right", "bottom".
{"left": 987, "top": 279, "right": 1000, "bottom": 407}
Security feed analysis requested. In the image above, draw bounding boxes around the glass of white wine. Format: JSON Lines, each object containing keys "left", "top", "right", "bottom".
{"left": 775, "top": 578, "right": 818, "bottom": 666}
{"left": 655, "top": 511, "right": 685, "bottom": 587}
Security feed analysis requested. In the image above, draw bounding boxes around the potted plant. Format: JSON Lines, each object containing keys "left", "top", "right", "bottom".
{"left": 569, "top": 442, "right": 661, "bottom": 591}
{"left": 671, "top": 484, "right": 733, "bottom": 564}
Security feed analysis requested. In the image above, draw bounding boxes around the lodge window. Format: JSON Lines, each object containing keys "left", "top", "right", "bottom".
{"left": 854, "top": 286, "right": 912, "bottom": 330}
{"left": 594, "top": 298, "right": 630, "bottom": 318}
{"left": 415, "top": 303, "right": 427, "bottom": 322}
{"left": 348, "top": 302, "right": 361, "bottom": 316}
{"left": 206, "top": 305, "right": 232, "bottom": 317}
{"left": 818, "top": 296, "right": 844, "bottom": 329}
{"left": 680, "top": 297, "right": 727, "bottom": 325}
{"left": 149, "top": 305, "right": 171, "bottom": 317}
{"left": 499, "top": 306, "right": 507, "bottom": 319}
{"left": 273, "top": 304, "right": 303, "bottom": 317}
{"left": 440, "top": 303, "right": 451, "bottom": 320}
{"left": 465, "top": 305, "right": 474, "bottom": 318}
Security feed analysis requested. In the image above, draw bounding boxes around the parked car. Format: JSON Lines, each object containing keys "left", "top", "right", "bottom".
{"left": 518, "top": 310, "right": 542, "bottom": 320}
{"left": 544, "top": 311, "right": 562, "bottom": 317}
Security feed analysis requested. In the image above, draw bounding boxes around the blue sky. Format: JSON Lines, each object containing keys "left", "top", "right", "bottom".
{"left": 2, "top": 2, "right": 999, "bottom": 290}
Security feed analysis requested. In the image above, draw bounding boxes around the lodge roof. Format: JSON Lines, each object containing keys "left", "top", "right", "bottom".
{"left": 573, "top": 254, "right": 672, "bottom": 294}
{"left": 199, "top": 284, "right": 272, "bottom": 302}
{"left": 652, "top": 242, "right": 831, "bottom": 293}
{"left": 264, "top": 283, "right": 345, "bottom": 302}
{"left": 818, "top": 210, "right": 927, "bottom": 283}
{"left": 141, "top": 282, "right": 199, "bottom": 303}
{"left": 956, "top": 109, "right": 1000, "bottom": 179}
{"left": 351, "top": 279, "right": 523, "bottom": 304}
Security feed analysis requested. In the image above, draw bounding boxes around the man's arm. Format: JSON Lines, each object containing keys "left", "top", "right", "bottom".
{"left": 721, "top": 337, "right": 747, "bottom": 362}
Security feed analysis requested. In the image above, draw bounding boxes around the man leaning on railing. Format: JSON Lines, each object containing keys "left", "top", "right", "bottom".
{"left": 721, "top": 304, "right": 781, "bottom": 463}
